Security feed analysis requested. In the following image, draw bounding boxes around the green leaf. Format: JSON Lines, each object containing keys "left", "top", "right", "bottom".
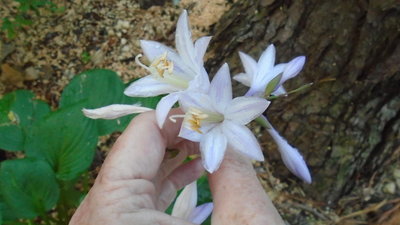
{"left": 0, "top": 125, "right": 24, "bottom": 151}
{"left": 0, "top": 158, "right": 60, "bottom": 220}
{"left": 264, "top": 73, "right": 283, "bottom": 97}
{"left": 60, "top": 69, "right": 161, "bottom": 135}
{"left": 0, "top": 90, "right": 51, "bottom": 127}
{"left": 0, "top": 90, "right": 50, "bottom": 152}
{"left": 25, "top": 103, "right": 97, "bottom": 181}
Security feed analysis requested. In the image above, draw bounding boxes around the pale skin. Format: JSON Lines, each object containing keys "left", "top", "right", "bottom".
{"left": 69, "top": 109, "right": 285, "bottom": 225}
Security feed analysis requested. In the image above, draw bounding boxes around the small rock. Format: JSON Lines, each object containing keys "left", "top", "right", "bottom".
{"left": 120, "top": 38, "right": 127, "bottom": 45}
{"left": 382, "top": 182, "right": 396, "bottom": 194}
{"left": 25, "top": 67, "right": 40, "bottom": 80}
{"left": 121, "top": 45, "right": 130, "bottom": 52}
{"left": 116, "top": 20, "right": 130, "bottom": 30}
{"left": 91, "top": 50, "right": 104, "bottom": 65}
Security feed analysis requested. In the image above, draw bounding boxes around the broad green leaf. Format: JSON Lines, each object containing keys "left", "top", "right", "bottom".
{"left": 25, "top": 103, "right": 97, "bottom": 181}
{"left": 60, "top": 69, "right": 161, "bottom": 135}
{"left": 264, "top": 73, "right": 283, "bottom": 97}
{"left": 0, "top": 90, "right": 50, "bottom": 127}
{"left": 0, "top": 90, "right": 50, "bottom": 152}
{"left": 0, "top": 158, "right": 60, "bottom": 220}
{"left": 0, "top": 125, "right": 24, "bottom": 151}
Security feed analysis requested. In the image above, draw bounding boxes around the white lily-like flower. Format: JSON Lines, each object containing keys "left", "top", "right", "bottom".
{"left": 173, "top": 63, "right": 269, "bottom": 173}
{"left": 124, "top": 10, "right": 211, "bottom": 128}
{"left": 233, "top": 44, "right": 305, "bottom": 97}
{"left": 172, "top": 181, "right": 213, "bottom": 224}
{"left": 82, "top": 104, "right": 153, "bottom": 119}
{"left": 235, "top": 45, "right": 311, "bottom": 183}
{"left": 267, "top": 127, "right": 312, "bottom": 183}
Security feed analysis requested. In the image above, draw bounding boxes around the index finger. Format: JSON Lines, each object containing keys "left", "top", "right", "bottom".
{"left": 100, "top": 108, "right": 192, "bottom": 181}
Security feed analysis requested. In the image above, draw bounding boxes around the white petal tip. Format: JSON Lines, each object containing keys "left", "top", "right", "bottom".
{"left": 189, "top": 202, "right": 214, "bottom": 224}
{"left": 82, "top": 104, "right": 152, "bottom": 120}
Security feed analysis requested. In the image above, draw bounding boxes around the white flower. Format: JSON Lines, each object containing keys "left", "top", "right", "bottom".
{"left": 124, "top": 10, "right": 211, "bottom": 127}
{"left": 235, "top": 45, "right": 311, "bottom": 183}
{"left": 233, "top": 44, "right": 305, "bottom": 97}
{"left": 172, "top": 181, "right": 213, "bottom": 224}
{"left": 267, "top": 125, "right": 312, "bottom": 183}
{"left": 174, "top": 63, "right": 269, "bottom": 173}
{"left": 82, "top": 104, "right": 153, "bottom": 119}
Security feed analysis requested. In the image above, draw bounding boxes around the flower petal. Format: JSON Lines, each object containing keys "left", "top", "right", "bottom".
{"left": 233, "top": 72, "right": 251, "bottom": 87}
{"left": 221, "top": 121, "right": 264, "bottom": 161}
{"left": 209, "top": 63, "right": 232, "bottom": 111}
{"left": 140, "top": 40, "right": 178, "bottom": 62}
{"left": 256, "top": 44, "right": 276, "bottom": 83}
{"left": 179, "top": 92, "right": 216, "bottom": 114}
{"left": 140, "top": 40, "right": 191, "bottom": 75}
{"left": 187, "top": 67, "right": 210, "bottom": 94}
{"left": 175, "top": 10, "right": 197, "bottom": 70}
{"left": 172, "top": 181, "right": 198, "bottom": 220}
{"left": 281, "top": 56, "right": 305, "bottom": 84}
{"left": 267, "top": 128, "right": 312, "bottom": 183}
{"left": 225, "top": 96, "right": 270, "bottom": 125}
{"left": 238, "top": 51, "right": 257, "bottom": 77}
{"left": 189, "top": 203, "right": 214, "bottom": 224}
{"left": 194, "top": 36, "right": 212, "bottom": 66}
{"left": 124, "top": 76, "right": 181, "bottom": 97}
{"left": 156, "top": 93, "right": 180, "bottom": 128}
{"left": 82, "top": 104, "right": 152, "bottom": 119}
{"left": 200, "top": 126, "right": 227, "bottom": 173}
{"left": 179, "top": 126, "right": 203, "bottom": 142}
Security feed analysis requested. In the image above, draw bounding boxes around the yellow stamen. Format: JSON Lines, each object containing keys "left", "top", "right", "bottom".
{"left": 187, "top": 109, "right": 209, "bottom": 134}
{"left": 150, "top": 53, "right": 174, "bottom": 78}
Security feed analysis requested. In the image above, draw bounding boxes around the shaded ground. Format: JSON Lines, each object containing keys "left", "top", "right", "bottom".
{"left": 1, "top": 0, "right": 399, "bottom": 224}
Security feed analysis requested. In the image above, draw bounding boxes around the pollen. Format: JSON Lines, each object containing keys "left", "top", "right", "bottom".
{"left": 150, "top": 53, "right": 174, "bottom": 78}
{"left": 187, "top": 109, "right": 208, "bottom": 134}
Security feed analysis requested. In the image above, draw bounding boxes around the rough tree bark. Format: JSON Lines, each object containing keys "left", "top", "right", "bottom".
{"left": 206, "top": 0, "right": 400, "bottom": 206}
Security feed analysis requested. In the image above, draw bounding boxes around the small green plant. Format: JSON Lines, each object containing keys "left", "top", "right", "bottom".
{"left": 80, "top": 51, "right": 91, "bottom": 64}
{"left": 1, "top": 0, "right": 63, "bottom": 39}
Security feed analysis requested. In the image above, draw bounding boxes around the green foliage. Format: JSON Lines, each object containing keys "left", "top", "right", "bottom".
{"left": 0, "top": 69, "right": 163, "bottom": 223}
{"left": 0, "top": 90, "right": 50, "bottom": 151}
{"left": 80, "top": 51, "right": 91, "bottom": 64}
{"left": 60, "top": 69, "right": 161, "bottom": 136}
{"left": 1, "top": 0, "right": 62, "bottom": 39}
{"left": 0, "top": 158, "right": 60, "bottom": 220}
{"left": 25, "top": 103, "right": 98, "bottom": 181}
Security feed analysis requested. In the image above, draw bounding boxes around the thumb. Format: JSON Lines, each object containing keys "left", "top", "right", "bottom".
{"left": 208, "top": 149, "right": 285, "bottom": 225}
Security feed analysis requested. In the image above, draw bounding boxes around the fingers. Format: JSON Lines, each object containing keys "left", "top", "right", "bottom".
{"left": 157, "top": 158, "right": 204, "bottom": 211}
{"left": 208, "top": 149, "right": 285, "bottom": 225}
{"left": 100, "top": 108, "right": 195, "bottom": 181}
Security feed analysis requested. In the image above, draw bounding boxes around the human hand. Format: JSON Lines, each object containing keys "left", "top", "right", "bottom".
{"left": 70, "top": 109, "right": 285, "bottom": 225}
{"left": 208, "top": 146, "right": 286, "bottom": 224}
{"left": 69, "top": 109, "right": 204, "bottom": 225}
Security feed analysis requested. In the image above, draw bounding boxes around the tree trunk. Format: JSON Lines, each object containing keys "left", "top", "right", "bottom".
{"left": 206, "top": 0, "right": 400, "bottom": 206}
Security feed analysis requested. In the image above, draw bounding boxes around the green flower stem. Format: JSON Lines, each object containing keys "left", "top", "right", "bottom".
{"left": 254, "top": 116, "right": 272, "bottom": 129}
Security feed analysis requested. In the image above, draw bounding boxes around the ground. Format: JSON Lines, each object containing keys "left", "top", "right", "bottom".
{"left": 1, "top": 0, "right": 399, "bottom": 224}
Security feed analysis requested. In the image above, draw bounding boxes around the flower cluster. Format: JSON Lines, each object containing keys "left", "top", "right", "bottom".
{"left": 84, "top": 10, "right": 311, "bottom": 183}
